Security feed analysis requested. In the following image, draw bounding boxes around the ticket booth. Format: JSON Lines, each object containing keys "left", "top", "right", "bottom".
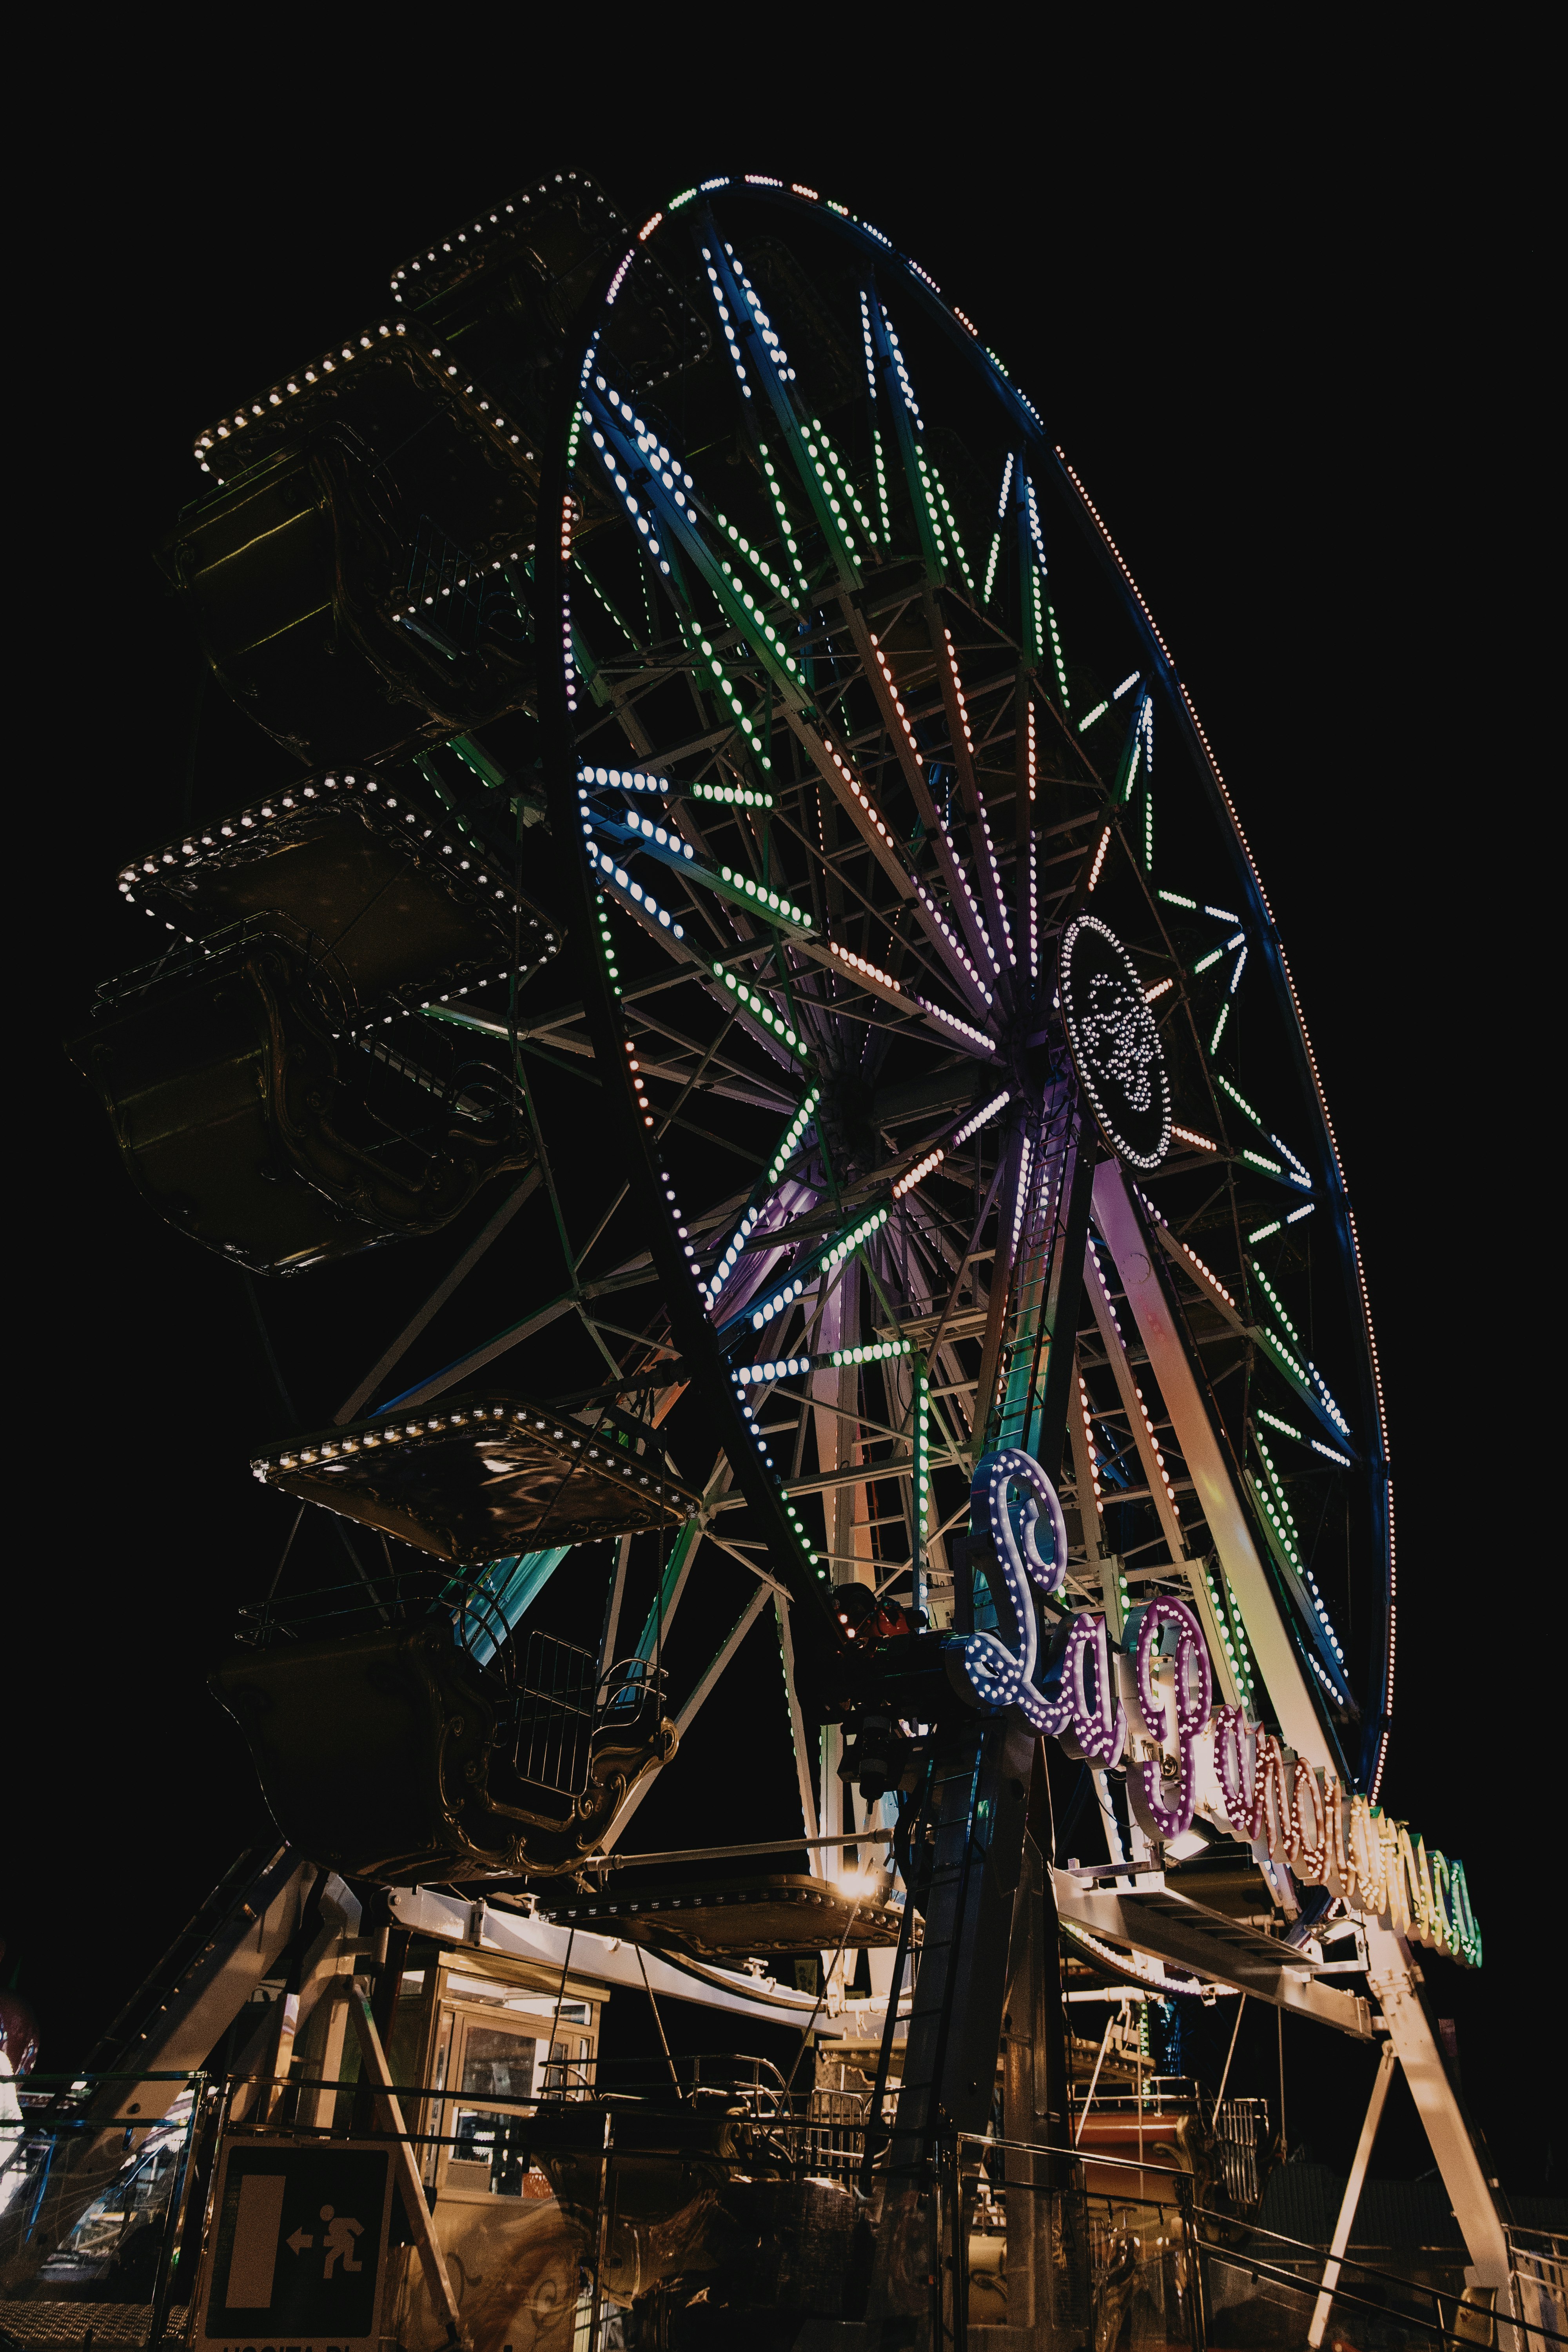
{"left": 376, "top": 1940, "right": 606, "bottom": 2351}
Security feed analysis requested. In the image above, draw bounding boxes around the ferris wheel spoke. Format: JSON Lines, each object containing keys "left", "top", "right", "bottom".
{"left": 904, "top": 881, "right": 1001, "bottom": 1022}
{"left": 586, "top": 826, "right": 806, "bottom": 1077}
{"left": 1101, "top": 687, "right": 1152, "bottom": 825}
{"left": 575, "top": 559, "right": 648, "bottom": 657}
{"left": 842, "top": 601, "right": 936, "bottom": 809}
{"left": 788, "top": 936, "right": 989, "bottom": 1064}
{"left": 1014, "top": 464, "right": 1075, "bottom": 718}
{"left": 586, "top": 628, "right": 938, "bottom": 1005}
{"left": 590, "top": 800, "right": 816, "bottom": 941}
{"left": 717, "top": 1201, "right": 893, "bottom": 1349}
{"left": 1093, "top": 1165, "right": 1349, "bottom": 1771}
{"left": 773, "top": 628, "right": 1007, "bottom": 1025}
{"left": 701, "top": 1081, "right": 823, "bottom": 1238}
{"left": 809, "top": 1267, "right": 869, "bottom": 1581}
{"left": 866, "top": 292, "right": 957, "bottom": 587}
{"left": 699, "top": 230, "right": 867, "bottom": 589}
{"left": 783, "top": 764, "right": 998, "bottom": 1023}
{"left": 925, "top": 802, "right": 1006, "bottom": 989}
{"left": 707, "top": 1201, "right": 826, "bottom": 1330}
{"left": 1080, "top": 1236, "right": 1241, "bottom": 1708}
{"left": 1019, "top": 825, "right": 1041, "bottom": 987}
{"left": 923, "top": 603, "right": 1018, "bottom": 981}
{"left": 630, "top": 1006, "right": 794, "bottom": 1115}
{"left": 590, "top": 853, "right": 699, "bottom": 950}
{"left": 584, "top": 384, "right": 808, "bottom": 714}
{"left": 782, "top": 704, "right": 927, "bottom": 908}
{"left": 851, "top": 615, "right": 1008, "bottom": 983}
{"left": 759, "top": 803, "right": 969, "bottom": 1014}
{"left": 1245, "top": 1432, "right": 1354, "bottom": 1703}
{"left": 967, "top": 1118, "right": 1036, "bottom": 1429}
{"left": 615, "top": 1494, "right": 719, "bottom": 1704}
{"left": 982, "top": 451, "right": 1016, "bottom": 608}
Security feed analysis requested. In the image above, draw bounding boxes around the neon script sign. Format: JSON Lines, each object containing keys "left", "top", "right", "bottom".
{"left": 950, "top": 1449, "right": 1481, "bottom": 1967}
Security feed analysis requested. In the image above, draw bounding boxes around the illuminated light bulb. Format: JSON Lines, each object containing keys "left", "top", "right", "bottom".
{"left": 893, "top": 1149, "right": 944, "bottom": 1200}
{"left": 915, "top": 998, "right": 998, "bottom": 1055}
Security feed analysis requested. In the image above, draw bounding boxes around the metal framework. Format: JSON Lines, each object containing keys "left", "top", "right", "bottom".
{"left": 18, "top": 168, "right": 1538, "bottom": 2352}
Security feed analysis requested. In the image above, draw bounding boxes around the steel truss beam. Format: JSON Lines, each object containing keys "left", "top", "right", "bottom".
{"left": 1093, "top": 1161, "right": 1325, "bottom": 1762}
{"left": 1055, "top": 1872, "right": 1372, "bottom": 2036}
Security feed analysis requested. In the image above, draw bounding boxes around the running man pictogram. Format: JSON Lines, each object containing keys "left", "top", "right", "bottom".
{"left": 319, "top": 2204, "right": 364, "bottom": 2278}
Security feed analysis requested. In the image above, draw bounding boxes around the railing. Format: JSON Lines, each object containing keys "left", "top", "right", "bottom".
{"left": 947, "top": 2129, "right": 1565, "bottom": 2350}
{"left": 507, "top": 1628, "right": 598, "bottom": 1794}
{"left": 7, "top": 2073, "right": 1563, "bottom": 2350}
{"left": 89, "top": 916, "right": 291, "bottom": 1011}
{"left": 1509, "top": 2229, "right": 1568, "bottom": 2345}
{"left": 2, "top": 2074, "right": 211, "bottom": 2348}
{"left": 1069, "top": 2069, "right": 1205, "bottom": 2118}
{"left": 232, "top": 1573, "right": 581, "bottom": 1693}
{"left": 236, "top": 1564, "right": 486, "bottom": 1648}
{"left": 227, "top": 1603, "right": 663, "bottom": 1811}
{"left": 400, "top": 517, "right": 529, "bottom": 656}
{"left": 799, "top": 2086, "right": 875, "bottom": 2182}
{"left": 1213, "top": 2092, "right": 1270, "bottom": 2209}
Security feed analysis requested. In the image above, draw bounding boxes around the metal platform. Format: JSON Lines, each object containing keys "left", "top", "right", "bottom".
{"left": 1054, "top": 1869, "right": 1374, "bottom": 2036}
{"left": 114, "top": 769, "right": 559, "bottom": 1017}
{"left": 0, "top": 2298, "right": 188, "bottom": 2344}
{"left": 544, "top": 1872, "right": 910, "bottom": 1958}
{"left": 252, "top": 1394, "right": 702, "bottom": 1559}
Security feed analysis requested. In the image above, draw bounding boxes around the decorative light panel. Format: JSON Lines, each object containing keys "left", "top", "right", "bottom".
{"left": 1059, "top": 916, "right": 1171, "bottom": 1170}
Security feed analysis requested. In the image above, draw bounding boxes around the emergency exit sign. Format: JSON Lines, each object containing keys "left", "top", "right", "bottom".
{"left": 196, "top": 2136, "right": 394, "bottom": 2349}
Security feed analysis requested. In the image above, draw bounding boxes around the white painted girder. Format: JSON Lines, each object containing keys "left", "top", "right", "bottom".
{"left": 1363, "top": 1924, "right": 1510, "bottom": 2289}
{"left": 1093, "top": 1160, "right": 1323, "bottom": 1765}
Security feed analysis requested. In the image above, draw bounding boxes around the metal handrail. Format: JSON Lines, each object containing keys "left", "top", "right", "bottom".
{"left": 951, "top": 2130, "right": 1567, "bottom": 2348}
{"left": 1196, "top": 2240, "right": 1558, "bottom": 2350}
{"left": 16, "top": 2083, "right": 1561, "bottom": 2347}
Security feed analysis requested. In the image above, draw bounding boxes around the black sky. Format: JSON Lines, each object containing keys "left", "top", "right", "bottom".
{"left": 11, "top": 36, "right": 1548, "bottom": 2194}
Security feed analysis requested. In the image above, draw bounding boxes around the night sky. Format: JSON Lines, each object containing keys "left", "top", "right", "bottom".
{"left": 12, "top": 48, "right": 1547, "bottom": 2204}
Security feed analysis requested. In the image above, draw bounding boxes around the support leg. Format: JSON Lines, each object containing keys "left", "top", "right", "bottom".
{"left": 1365, "top": 1926, "right": 1510, "bottom": 2290}
{"left": 1307, "top": 2040, "right": 1395, "bottom": 2349}
{"left": 347, "top": 1982, "right": 465, "bottom": 2346}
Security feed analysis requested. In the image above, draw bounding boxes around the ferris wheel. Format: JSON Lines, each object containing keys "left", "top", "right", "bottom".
{"left": 503, "top": 173, "right": 1405, "bottom": 2006}
{"left": 84, "top": 165, "right": 1397, "bottom": 1912}
{"left": 56, "top": 166, "right": 1526, "bottom": 2349}
{"left": 462, "top": 170, "right": 1396, "bottom": 1812}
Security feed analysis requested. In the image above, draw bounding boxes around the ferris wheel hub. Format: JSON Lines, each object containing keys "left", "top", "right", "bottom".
{"left": 1004, "top": 1004, "right": 1068, "bottom": 1114}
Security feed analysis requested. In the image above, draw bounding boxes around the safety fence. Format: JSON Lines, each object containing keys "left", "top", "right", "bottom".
{"left": 948, "top": 2129, "right": 1567, "bottom": 2352}
{"left": 4, "top": 2069, "right": 1564, "bottom": 2348}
